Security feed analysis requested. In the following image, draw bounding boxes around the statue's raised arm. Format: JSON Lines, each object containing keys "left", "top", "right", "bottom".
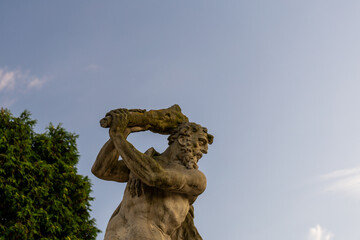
{"left": 92, "top": 105, "right": 213, "bottom": 240}
{"left": 91, "top": 105, "right": 188, "bottom": 182}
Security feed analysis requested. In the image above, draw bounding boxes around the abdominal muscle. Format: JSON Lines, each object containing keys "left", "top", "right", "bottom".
{"left": 104, "top": 182, "right": 190, "bottom": 240}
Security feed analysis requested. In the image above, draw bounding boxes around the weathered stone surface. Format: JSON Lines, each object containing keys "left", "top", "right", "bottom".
{"left": 92, "top": 105, "right": 213, "bottom": 240}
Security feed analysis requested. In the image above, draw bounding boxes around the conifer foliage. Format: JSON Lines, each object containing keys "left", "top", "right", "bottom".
{"left": 0, "top": 109, "right": 100, "bottom": 239}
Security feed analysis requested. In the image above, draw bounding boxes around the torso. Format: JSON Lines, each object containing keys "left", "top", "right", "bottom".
{"left": 104, "top": 172, "right": 191, "bottom": 240}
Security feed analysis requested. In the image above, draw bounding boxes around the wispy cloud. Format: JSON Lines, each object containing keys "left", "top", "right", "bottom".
{"left": 308, "top": 225, "right": 334, "bottom": 240}
{"left": 0, "top": 67, "right": 48, "bottom": 107}
{"left": 28, "top": 77, "right": 46, "bottom": 89}
{"left": 0, "top": 69, "right": 16, "bottom": 91}
{"left": 320, "top": 166, "right": 360, "bottom": 199}
{"left": 321, "top": 167, "right": 360, "bottom": 180}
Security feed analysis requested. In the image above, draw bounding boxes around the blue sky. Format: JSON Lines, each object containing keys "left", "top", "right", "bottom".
{"left": 1, "top": 1, "right": 360, "bottom": 239}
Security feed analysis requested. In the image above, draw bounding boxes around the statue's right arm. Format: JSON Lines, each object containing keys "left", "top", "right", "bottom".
{"left": 91, "top": 139, "right": 130, "bottom": 182}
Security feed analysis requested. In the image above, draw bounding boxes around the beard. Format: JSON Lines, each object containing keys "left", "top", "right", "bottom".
{"left": 177, "top": 146, "right": 202, "bottom": 169}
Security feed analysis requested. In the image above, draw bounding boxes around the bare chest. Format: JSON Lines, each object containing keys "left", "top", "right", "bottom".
{"left": 121, "top": 178, "right": 190, "bottom": 234}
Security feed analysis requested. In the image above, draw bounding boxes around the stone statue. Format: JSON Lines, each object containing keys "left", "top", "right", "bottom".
{"left": 92, "top": 105, "right": 213, "bottom": 240}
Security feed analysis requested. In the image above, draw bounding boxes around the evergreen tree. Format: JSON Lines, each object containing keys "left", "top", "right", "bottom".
{"left": 0, "top": 109, "right": 100, "bottom": 239}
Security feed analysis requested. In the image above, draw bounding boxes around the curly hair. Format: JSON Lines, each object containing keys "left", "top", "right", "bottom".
{"left": 167, "top": 122, "right": 214, "bottom": 145}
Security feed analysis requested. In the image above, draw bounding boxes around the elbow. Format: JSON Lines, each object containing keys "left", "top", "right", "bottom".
{"left": 91, "top": 167, "right": 99, "bottom": 177}
{"left": 91, "top": 166, "right": 103, "bottom": 179}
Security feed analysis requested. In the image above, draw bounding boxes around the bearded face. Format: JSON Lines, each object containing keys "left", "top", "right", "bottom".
{"left": 175, "top": 132, "right": 208, "bottom": 169}
{"left": 177, "top": 145, "right": 201, "bottom": 169}
{"left": 168, "top": 122, "right": 212, "bottom": 169}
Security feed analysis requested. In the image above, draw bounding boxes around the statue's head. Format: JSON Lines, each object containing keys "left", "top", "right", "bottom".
{"left": 168, "top": 122, "right": 214, "bottom": 169}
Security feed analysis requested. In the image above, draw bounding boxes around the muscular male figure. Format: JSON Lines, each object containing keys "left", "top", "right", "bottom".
{"left": 92, "top": 109, "right": 213, "bottom": 240}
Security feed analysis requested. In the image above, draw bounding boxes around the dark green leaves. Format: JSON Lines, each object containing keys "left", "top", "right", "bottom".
{"left": 0, "top": 109, "right": 100, "bottom": 240}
